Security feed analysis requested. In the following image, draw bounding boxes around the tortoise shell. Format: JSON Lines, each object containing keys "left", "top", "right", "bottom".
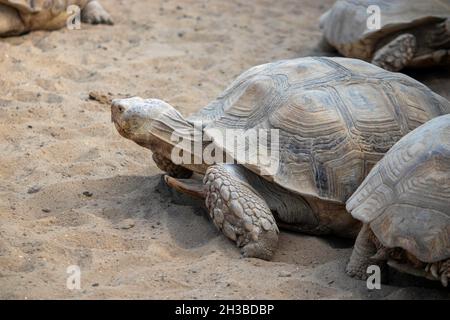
{"left": 188, "top": 57, "right": 450, "bottom": 204}
{"left": 346, "top": 114, "right": 450, "bottom": 262}
{"left": 320, "top": 0, "right": 450, "bottom": 59}
{"left": 0, "top": 0, "right": 89, "bottom": 29}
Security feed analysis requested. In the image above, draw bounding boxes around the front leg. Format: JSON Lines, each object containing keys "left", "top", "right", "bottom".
{"left": 204, "top": 164, "right": 279, "bottom": 260}
{"left": 371, "top": 34, "right": 416, "bottom": 71}
{"left": 81, "top": 0, "right": 113, "bottom": 25}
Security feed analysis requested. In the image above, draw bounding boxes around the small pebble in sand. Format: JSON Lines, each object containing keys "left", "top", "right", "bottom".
{"left": 278, "top": 271, "right": 292, "bottom": 278}
{"left": 82, "top": 191, "right": 93, "bottom": 197}
{"left": 115, "top": 219, "right": 135, "bottom": 230}
{"left": 27, "top": 186, "right": 41, "bottom": 194}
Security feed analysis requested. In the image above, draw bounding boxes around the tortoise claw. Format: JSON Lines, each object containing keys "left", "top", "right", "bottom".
{"left": 425, "top": 260, "right": 449, "bottom": 287}
{"left": 430, "top": 263, "right": 439, "bottom": 278}
{"left": 204, "top": 165, "right": 279, "bottom": 260}
{"left": 441, "top": 274, "right": 448, "bottom": 287}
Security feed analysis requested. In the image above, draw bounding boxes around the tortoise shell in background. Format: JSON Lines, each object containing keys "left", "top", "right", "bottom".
{"left": 347, "top": 114, "right": 450, "bottom": 262}
{"left": 320, "top": 0, "right": 450, "bottom": 59}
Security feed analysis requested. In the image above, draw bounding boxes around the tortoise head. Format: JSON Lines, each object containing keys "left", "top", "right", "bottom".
{"left": 111, "top": 97, "right": 175, "bottom": 144}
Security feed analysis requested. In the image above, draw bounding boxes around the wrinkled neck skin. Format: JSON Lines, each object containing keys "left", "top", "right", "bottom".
{"left": 135, "top": 109, "right": 208, "bottom": 174}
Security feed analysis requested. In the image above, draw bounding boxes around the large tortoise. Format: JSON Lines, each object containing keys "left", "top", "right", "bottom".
{"left": 0, "top": 0, "right": 112, "bottom": 37}
{"left": 111, "top": 57, "right": 450, "bottom": 260}
{"left": 346, "top": 114, "right": 450, "bottom": 287}
{"left": 320, "top": 0, "right": 450, "bottom": 71}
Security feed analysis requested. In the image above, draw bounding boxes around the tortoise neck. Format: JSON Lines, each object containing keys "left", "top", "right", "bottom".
{"left": 146, "top": 109, "right": 206, "bottom": 172}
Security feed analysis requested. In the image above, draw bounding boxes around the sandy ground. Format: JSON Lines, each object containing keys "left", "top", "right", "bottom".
{"left": 0, "top": 0, "right": 449, "bottom": 299}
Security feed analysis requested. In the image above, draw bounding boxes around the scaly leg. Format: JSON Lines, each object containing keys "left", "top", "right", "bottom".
{"left": 409, "top": 49, "right": 450, "bottom": 68}
{"left": 372, "top": 34, "right": 416, "bottom": 71}
{"left": 204, "top": 164, "right": 279, "bottom": 260}
{"left": 346, "top": 224, "right": 384, "bottom": 279}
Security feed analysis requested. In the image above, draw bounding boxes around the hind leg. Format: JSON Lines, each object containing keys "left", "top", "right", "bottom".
{"left": 346, "top": 224, "right": 386, "bottom": 279}
{"left": 204, "top": 164, "right": 279, "bottom": 260}
{"left": 425, "top": 259, "right": 449, "bottom": 287}
{"left": 0, "top": 4, "right": 26, "bottom": 37}
{"left": 81, "top": 0, "right": 113, "bottom": 25}
{"left": 371, "top": 34, "right": 417, "bottom": 71}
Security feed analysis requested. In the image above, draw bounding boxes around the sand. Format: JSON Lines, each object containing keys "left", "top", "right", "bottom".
{"left": 0, "top": 0, "right": 449, "bottom": 299}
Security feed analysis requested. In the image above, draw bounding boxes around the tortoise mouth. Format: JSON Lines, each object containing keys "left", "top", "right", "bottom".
{"left": 111, "top": 105, "right": 131, "bottom": 136}
{"left": 112, "top": 119, "right": 131, "bottom": 138}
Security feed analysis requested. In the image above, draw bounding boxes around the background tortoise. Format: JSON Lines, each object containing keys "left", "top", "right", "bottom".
{"left": 111, "top": 57, "right": 450, "bottom": 260}
{"left": 320, "top": 0, "right": 450, "bottom": 71}
{"left": 0, "top": 0, "right": 112, "bottom": 37}
{"left": 346, "top": 114, "right": 450, "bottom": 287}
